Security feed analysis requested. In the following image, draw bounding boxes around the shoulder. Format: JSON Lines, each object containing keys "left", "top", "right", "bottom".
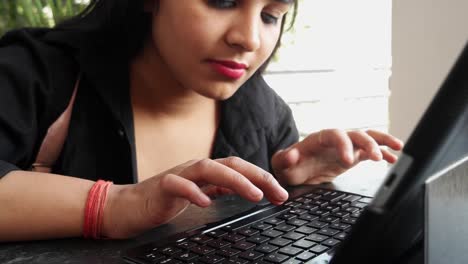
{"left": 0, "top": 28, "right": 78, "bottom": 85}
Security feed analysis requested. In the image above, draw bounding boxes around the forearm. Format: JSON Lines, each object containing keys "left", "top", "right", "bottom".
{"left": 0, "top": 170, "right": 95, "bottom": 241}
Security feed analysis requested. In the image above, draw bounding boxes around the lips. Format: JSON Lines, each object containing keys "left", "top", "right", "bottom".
{"left": 208, "top": 60, "right": 248, "bottom": 80}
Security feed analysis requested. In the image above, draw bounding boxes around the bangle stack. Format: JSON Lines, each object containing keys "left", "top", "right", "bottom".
{"left": 83, "top": 180, "right": 113, "bottom": 239}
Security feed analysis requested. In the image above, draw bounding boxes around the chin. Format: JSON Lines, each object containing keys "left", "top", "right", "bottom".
{"left": 196, "top": 84, "right": 240, "bottom": 101}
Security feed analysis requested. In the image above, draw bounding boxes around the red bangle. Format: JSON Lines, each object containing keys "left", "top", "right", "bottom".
{"left": 83, "top": 180, "right": 113, "bottom": 239}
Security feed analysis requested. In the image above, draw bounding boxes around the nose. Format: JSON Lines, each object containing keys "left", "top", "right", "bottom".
{"left": 225, "top": 12, "right": 261, "bottom": 52}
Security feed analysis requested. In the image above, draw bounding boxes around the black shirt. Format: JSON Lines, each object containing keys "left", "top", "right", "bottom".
{"left": 0, "top": 28, "right": 299, "bottom": 184}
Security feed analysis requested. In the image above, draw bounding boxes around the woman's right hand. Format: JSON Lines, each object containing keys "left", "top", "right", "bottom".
{"left": 101, "top": 157, "right": 289, "bottom": 239}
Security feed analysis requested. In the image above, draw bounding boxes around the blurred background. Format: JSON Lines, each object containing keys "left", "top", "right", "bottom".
{"left": 0, "top": 0, "right": 88, "bottom": 35}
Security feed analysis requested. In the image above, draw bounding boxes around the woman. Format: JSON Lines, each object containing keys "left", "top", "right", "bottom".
{"left": 0, "top": 0, "right": 403, "bottom": 241}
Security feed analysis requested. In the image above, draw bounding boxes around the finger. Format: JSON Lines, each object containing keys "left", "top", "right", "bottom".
{"left": 366, "top": 130, "right": 404, "bottom": 150}
{"left": 381, "top": 148, "right": 399, "bottom": 163}
{"left": 202, "top": 186, "right": 235, "bottom": 199}
{"left": 183, "top": 158, "right": 288, "bottom": 204}
{"left": 216, "top": 157, "right": 289, "bottom": 204}
{"left": 347, "top": 130, "right": 383, "bottom": 161}
{"left": 271, "top": 147, "right": 300, "bottom": 172}
{"left": 159, "top": 174, "right": 212, "bottom": 207}
{"left": 303, "top": 129, "right": 354, "bottom": 166}
{"left": 180, "top": 159, "right": 266, "bottom": 203}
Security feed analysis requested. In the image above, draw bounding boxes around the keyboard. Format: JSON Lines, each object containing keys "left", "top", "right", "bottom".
{"left": 123, "top": 188, "right": 372, "bottom": 264}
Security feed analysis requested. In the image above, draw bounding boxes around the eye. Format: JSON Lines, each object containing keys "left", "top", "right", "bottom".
{"left": 261, "top": 12, "right": 279, "bottom": 25}
{"left": 208, "top": 0, "right": 238, "bottom": 9}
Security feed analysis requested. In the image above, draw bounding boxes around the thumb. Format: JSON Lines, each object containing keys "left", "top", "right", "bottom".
{"left": 272, "top": 147, "right": 300, "bottom": 171}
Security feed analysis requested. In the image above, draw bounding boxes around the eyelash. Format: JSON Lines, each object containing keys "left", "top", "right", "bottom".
{"left": 207, "top": 0, "right": 280, "bottom": 25}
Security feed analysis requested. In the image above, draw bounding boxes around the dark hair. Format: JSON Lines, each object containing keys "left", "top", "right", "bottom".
{"left": 57, "top": 0, "right": 298, "bottom": 72}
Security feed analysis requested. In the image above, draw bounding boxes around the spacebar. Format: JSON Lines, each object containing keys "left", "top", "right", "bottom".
{"left": 213, "top": 205, "right": 290, "bottom": 232}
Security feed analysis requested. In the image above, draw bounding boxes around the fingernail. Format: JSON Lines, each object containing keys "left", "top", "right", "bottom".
{"left": 276, "top": 186, "right": 289, "bottom": 201}
{"left": 250, "top": 188, "right": 263, "bottom": 200}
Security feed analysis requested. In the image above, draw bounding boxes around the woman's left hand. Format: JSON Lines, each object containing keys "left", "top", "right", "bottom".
{"left": 271, "top": 129, "right": 404, "bottom": 185}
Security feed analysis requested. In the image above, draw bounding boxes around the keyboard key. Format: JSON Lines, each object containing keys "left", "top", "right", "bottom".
{"left": 207, "top": 239, "right": 232, "bottom": 249}
{"left": 295, "top": 226, "right": 317, "bottom": 235}
{"left": 247, "top": 235, "right": 270, "bottom": 244}
{"left": 322, "top": 205, "right": 341, "bottom": 212}
{"left": 311, "top": 200, "right": 329, "bottom": 207}
{"left": 191, "top": 245, "right": 216, "bottom": 255}
{"left": 313, "top": 189, "right": 330, "bottom": 195}
{"left": 284, "top": 201, "right": 302, "bottom": 208}
{"left": 139, "top": 252, "right": 165, "bottom": 262}
{"left": 263, "top": 218, "right": 284, "bottom": 226}
{"left": 351, "top": 202, "right": 368, "bottom": 209}
{"left": 159, "top": 246, "right": 182, "bottom": 256}
{"left": 342, "top": 217, "right": 357, "bottom": 225}
{"left": 358, "top": 197, "right": 373, "bottom": 204}
{"left": 263, "top": 253, "right": 290, "bottom": 263}
{"left": 261, "top": 229, "right": 283, "bottom": 238}
{"left": 282, "top": 232, "right": 305, "bottom": 241}
{"left": 292, "top": 239, "right": 316, "bottom": 249}
{"left": 237, "top": 228, "right": 259, "bottom": 237}
{"left": 269, "top": 237, "right": 292, "bottom": 247}
{"left": 252, "top": 223, "right": 273, "bottom": 231}
{"left": 190, "top": 235, "right": 213, "bottom": 244}
{"left": 278, "top": 246, "right": 303, "bottom": 256}
{"left": 218, "top": 248, "right": 241, "bottom": 257}
{"left": 332, "top": 211, "right": 350, "bottom": 218}
{"left": 351, "top": 211, "right": 362, "bottom": 218}
{"left": 224, "top": 234, "right": 245, "bottom": 243}
{"left": 175, "top": 252, "right": 198, "bottom": 261}
{"left": 298, "top": 214, "right": 318, "bottom": 222}
{"left": 307, "top": 220, "right": 328, "bottom": 229}
{"left": 344, "top": 207, "right": 359, "bottom": 213}
{"left": 224, "top": 258, "right": 248, "bottom": 264}
{"left": 319, "top": 216, "right": 340, "bottom": 223}
{"left": 305, "top": 234, "right": 328, "bottom": 243}
{"left": 274, "top": 224, "right": 295, "bottom": 232}
{"left": 206, "top": 230, "right": 228, "bottom": 238}
{"left": 330, "top": 200, "right": 350, "bottom": 208}
{"left": 282, "top": 258, "right": 302, "bottom": 264}
{"left": 288, "top": 208, "right": 308, "bottom": 215}
{"left": 232, "top": 241, "right": 256, "bottom": 251}
{"left": 199, "top": 254, "right": 225, "bottom": 264}
{"left": 296, "top": 251, "right": 317, "bottom": 261}
{"left": 277, "top": 213, "right": 297, "bottom": 221}
{"left": 238, "top": 250, "right": 264, "bottom": 261}
{"left": 256, "top": 244, "right": 278, "bottom": 253}
{"left": 329, "top": 222, "right": 351, "bottom": 231}
{"left": 287, "top": 219, "right": 308, "bottom": 227}
{"left": 309, "top": 244, "right": 329, "bottom": 254}
{"left": 309, "top": 209, "right": 330, "bottom": 217}
{"left": 298, "top": 204, "right": 318, "bottom": 211}
{"left": 175, "top": 241, "right": 197, "bottom": 250}
{"left": 159, "top": 258, "right": 182, "bottom": 264}
{"left": 322, "top": 238, "right": 341, "bottom": 247}
{"left": 343, "top": 195, "right": 361, "bottom": 202}
{"left": 334, "top": 232, "right": 347, "bottom": 240}
{"left": 317, "top": 228, "right": 340, "bottom": 236}
{"left": 320, "top": 191, "right": 346, "bottom": 202}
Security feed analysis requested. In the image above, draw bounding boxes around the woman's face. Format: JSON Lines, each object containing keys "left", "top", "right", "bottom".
{"left": 148, "top": 0, "right": 292, "bottom": 100}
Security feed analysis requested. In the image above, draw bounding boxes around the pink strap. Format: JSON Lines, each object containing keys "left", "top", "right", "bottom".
{"left": 32, "top": 77, "right": 80, "bottom": 173}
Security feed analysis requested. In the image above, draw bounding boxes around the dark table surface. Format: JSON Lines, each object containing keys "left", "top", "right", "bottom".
{"left": 0, "top": 162, "right": 390, "bottom": 264}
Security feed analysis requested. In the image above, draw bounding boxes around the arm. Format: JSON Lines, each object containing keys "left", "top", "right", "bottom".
{"left": 0, "top": 171, "right": 95, "bottom": 241}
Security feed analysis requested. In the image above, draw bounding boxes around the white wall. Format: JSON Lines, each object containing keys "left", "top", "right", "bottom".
{"left": 390, "top": 0, "right": 468, "bottom": 142}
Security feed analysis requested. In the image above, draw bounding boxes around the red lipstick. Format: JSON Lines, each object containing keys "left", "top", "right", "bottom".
{"left": 208, "top": 60, "right": 247, "bottom": 80}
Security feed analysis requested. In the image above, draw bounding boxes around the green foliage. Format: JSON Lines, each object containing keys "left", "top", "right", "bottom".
{"left": 0, "top": 0, "right": 88, "bottom": 36}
